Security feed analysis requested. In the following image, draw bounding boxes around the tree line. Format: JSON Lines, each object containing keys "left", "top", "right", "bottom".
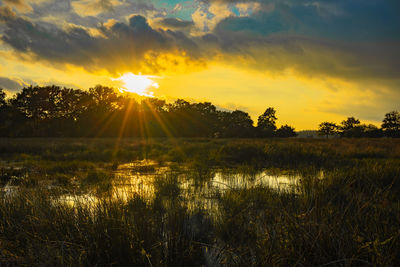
{"left": 1, "top": 85, "right": 398, "bottom": 138}
{"left": 317, "top": 113, "right": 400, "bottom": 138}
{"left": 0, "top": 85, "right": 296, "bottom": 138}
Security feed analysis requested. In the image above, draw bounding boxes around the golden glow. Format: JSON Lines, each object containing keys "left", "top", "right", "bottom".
{"left": 112, "top": 73, "right": 159, "bottom": 97}
{"left": 1, "top": 54, "right": 391, "bottom": 130}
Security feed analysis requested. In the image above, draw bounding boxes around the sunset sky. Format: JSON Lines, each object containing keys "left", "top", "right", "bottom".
{"left": 0, "top": 0, "right": 399, "bottom": 129}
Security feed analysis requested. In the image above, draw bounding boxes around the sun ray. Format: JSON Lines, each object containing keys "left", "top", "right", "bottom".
{"left": 113, "top": 98, "right": 137, "bottom": 156}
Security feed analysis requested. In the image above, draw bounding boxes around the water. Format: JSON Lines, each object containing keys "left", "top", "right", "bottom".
{"left": 55, "top": 161, "right": 301, "bottom": 210}
{"left": 2, "top": 160, "right": 303, "bottom": 211}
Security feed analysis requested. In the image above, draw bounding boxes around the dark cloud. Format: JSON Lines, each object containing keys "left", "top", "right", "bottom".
{"left": 31, "top": 0, "right": 72, "bottom": 15}
{"left": 208, "top": 32, "right": 400, "bottom": 81}
{"left": 21, "top": 0, "right": 161, "bottom": 29}
{"left": 157, "top": 18, "right": 194, "bottom": 29}
{"left": 212, "top": 0, "right": 400, "bottom": 41}
{"left": 0, "top": 6, "right": 202, "bottom": 73}
{"left": 1, "top": 0, "right": 399, "bottom": 83}
{"left": 26, "top": 0, "right": 100, "bottom": 28}
{"left": 0, "top": 76, "right": 27, "bottom": 91}
{"left": 0, "top": 6, "right": 98, "bottom": 63}
{"left": 206, "top": 0, "right": 400, "bottom": 81}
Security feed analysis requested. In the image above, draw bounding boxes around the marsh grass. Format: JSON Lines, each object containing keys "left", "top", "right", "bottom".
{"left": 0, "top": 138, "right": 399, "bottom": 265}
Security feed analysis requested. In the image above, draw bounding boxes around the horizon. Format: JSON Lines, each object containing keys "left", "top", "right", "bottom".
{"left": 1, "top": 0, "right": 399, "bottom": 130}
{"left": 2, "top": 83, "right": 393, "bottom": 132}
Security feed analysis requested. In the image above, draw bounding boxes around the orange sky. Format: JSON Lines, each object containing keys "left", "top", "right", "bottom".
{"left": 0, "top": 0, "right": 399, "bottom": 129}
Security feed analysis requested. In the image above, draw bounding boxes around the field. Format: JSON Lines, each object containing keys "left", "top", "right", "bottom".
{"left": 0, "top": 138, "right": 399, "bottom": 266}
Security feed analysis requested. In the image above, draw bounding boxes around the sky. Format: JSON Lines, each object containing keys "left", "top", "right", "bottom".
{"left": 0, "top": 0, "right": 399, "bottom": 129}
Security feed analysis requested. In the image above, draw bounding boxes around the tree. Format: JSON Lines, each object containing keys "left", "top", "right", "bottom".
{"left": 0, "top": 88, "right": 6, "bottom": 107}
{"left": 382, "top": 111, "right": 400, "bottom": 137}
{"left": 142, "top": 98, "right": 166, "bottom": 113}
{"left": 340, "top": 117, "right": 360, "bottom": 130}
{"left": 10, "top": 85, "right": 60, "bottom": 134}
{"left": 339, "top": 117, "right": 361, "bottom": 137}
{"left": 276, "top": 124, "right": 297, "bottom": 137}
{"left": 0, "top": 88, "right": 9, "bottom": 136}
{"left": 257, "top": 107, "right": 277, "bottom": 137}
{"left": 317, "top": 122, "right": 338, "bottom": 138}
{"left": 218, "top": 110, "right": 254, "bottom": 138}
{"left": 88, "top": 85, "right": 122, "bottom": 111}
{"left": 362, "top": 124, "right": 383, "bottom": 138}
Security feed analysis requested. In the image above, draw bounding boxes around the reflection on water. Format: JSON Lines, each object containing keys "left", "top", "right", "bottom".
{"left": 2, "top": 160, "right": 304, "bottom": 212}
{"left": 212, "top": 171, "right": 299, "bottom": 191}
{"left": 56, "top": 161, "right": 302, "bottom": 211}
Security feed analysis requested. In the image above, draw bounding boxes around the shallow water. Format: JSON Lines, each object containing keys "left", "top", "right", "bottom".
{"left": 53, "top": 161, "right": 302, "bottom": 210}
{"left": 2, "top": 160, "right": 304, "bottom": 212}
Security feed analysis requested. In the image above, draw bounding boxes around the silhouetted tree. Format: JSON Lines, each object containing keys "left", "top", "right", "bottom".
{"left": 0, "top": 88, "right": 27, "bottom": 137}
{"left": 166, "top": 99, "right": 195, "bottom": 137}
{"left": 7, "top": 83, "right": 394, "bottom": 139}
{"left": 382, "top": 111, "right": 400, "bottom": 137}
{"left": 0, "top": 88, "right": 8, "bottom": 135}
{"left": 142, "top": 98, "right": 166, "bottom": 113}
{"left": 339, "top": 117, "right": 361, "bottom": 137}
{"left": 317, "top": 122, "right": 338, "bottom": 138}
{"left": 10, "top": 86, "right": 59, "bottom": 135}
{"left": 362, "top": 124, "right": 383, "bottom": 138}
{"left": 77, "top": 85, "right": 122, "bottom": 136}
{"left": 341, "top": 117, "right": 360, "bottom": 130}
{"left": 276, "top": 125, "right": 297, "bottom": 137}
{"left": 218, "top": 110, "right": 254, "bottom": 138}
{"left": 88, "top": 85, "right": 122, "bottom": 110}
{"left": 139, "top": 98, "right": 167, "bottom": 137}
{"left": 257, "top": 107, "right": 277, "bottom": 137}
{"left": 0, "top": 88, "right": 5, "bottom": 107}
{"left": 192, "top": 102, "right": 219, "bottom": 137}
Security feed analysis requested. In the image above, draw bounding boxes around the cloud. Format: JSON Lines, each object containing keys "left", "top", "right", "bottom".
{"left": 235, "top": 2, "right": 262, "bottom": 16}
{"left": 212, "top": 1, "right": 400, "bottom": 40}
{"left": 0, "top": 6, "right": 98, "bottom": 63}
{"left": 71, "top": 0, "right": 116, "bottom": 17}
{"left": 0, "top": 76, "right": 27, "bottom": 91}
{"left": 209, "top": 33, "right": 400, "bottom": 81}
{"left": 192, "top": 1, "right": 234, "bottom": 33}
{"left": 0, "top": 6, "right": 203, "bottom": 74}
{"left": 2, "top": 0, "right": 32, "bottom": 12}
{"left": 206, "top": 0, "right": 400, "bottom": 81}
{"left": 23, "top": 0, "right": 162, "bottom": 29}
{"left": 172, "top": 4, "right": 182, "bottom": 13}
{"left": 155, "top": 17, "right": 194, "bottom": 29}
{"left": 1, "top": 0, "right": 399, "bottom": 85}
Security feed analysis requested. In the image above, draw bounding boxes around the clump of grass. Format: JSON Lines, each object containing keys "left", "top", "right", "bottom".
{"left": 110, "top": 161, "right": 119, "bottom": 170}
{"left": 46, "top": 160, "right": 95, "bottom": 174}
{"left": 215, "top": 143, "right": 266, "bottom": 166}
{"left": 131, "top": 164, "right": 156, "bottom": 173}
{"left": 0, "top": 167, "right": 26, "bottom": 185}
{"left": 52, "top": 173, "right": 72, "bottom": 186}
{"left": 82, "top": 170, "right": 112, "bottom": 184}
{"left": 153, "top": 173, "right": 181, "bottom": 199}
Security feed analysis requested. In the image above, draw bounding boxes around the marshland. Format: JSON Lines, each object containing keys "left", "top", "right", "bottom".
{"left": 1, "top": 138, "right": 399, "bottom": 266}
{"left": 2, "top": 0, "right": 400, "bottom": 265}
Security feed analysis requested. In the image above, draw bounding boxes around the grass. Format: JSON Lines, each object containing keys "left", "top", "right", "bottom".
{"left": 0, "top": 137, "right": 399, "bottom": 265}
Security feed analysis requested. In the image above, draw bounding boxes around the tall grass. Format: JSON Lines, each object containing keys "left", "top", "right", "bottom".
{"left": 0, "top": 138, "right": 399, "bottom": 265}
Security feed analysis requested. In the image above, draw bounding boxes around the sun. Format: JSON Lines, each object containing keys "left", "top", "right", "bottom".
{"left": 112, "top": 73, "right": 159, "bottom": 97}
